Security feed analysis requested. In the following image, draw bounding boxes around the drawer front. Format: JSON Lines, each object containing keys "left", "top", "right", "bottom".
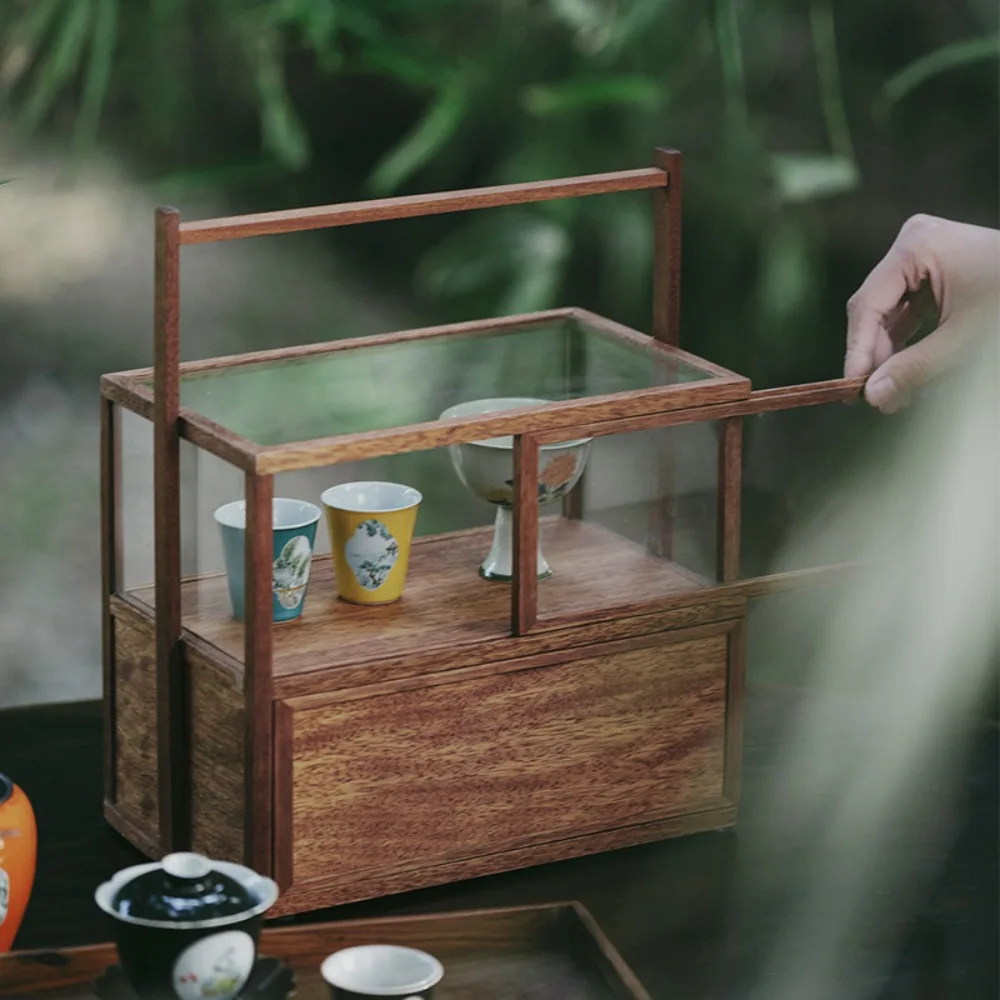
{"left": 285, "top": 629, "right": 730, "bottom": 884}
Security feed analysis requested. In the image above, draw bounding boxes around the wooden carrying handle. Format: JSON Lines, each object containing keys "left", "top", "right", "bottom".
{"left": 177, "top": 166, "right": 669, "bottom": 245}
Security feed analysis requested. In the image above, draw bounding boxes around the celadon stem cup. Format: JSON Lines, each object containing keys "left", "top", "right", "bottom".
{"left": 438, "top": 398, "right": 592, "bottom": 581}
{"left": 214, "top": 498, "right": 321, "bottom": 623}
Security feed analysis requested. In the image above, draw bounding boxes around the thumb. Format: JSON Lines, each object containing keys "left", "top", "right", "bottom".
{"left": 864, "top": 322, "right": 961, "bottom": 413}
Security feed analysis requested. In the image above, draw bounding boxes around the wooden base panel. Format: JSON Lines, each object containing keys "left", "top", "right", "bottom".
{"left": 271, "top": 805, "right": 736, "bottom": 917}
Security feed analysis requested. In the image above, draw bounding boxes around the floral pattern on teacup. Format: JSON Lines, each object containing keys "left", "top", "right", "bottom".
{"left": 344, "top": 519, "right": 399, "bottom": 590}
{"left": 272, "top": 535, "right": 313, "bottom": 609}
{"left": 173, "top": 930, "right": 254, "bottom": 1000}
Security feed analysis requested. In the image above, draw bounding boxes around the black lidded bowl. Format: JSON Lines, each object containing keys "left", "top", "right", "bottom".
{"left": 94, "top": 852, "right": 279, "bottom": 1000}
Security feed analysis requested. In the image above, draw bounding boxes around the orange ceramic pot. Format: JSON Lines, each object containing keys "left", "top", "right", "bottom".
{"left": 0, "top": 774, "right": 36, "bottom": 952}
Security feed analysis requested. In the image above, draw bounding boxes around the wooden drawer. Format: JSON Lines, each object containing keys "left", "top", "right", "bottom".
{"left": 273, "top": 622, "right": 735, "bottom": 912}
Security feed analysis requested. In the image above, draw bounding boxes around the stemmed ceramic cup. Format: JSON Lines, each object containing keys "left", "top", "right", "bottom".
{"left": 439, "top": 398, "right": 591, "bottom": 580}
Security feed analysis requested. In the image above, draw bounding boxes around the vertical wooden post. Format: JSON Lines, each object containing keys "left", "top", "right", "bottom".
{"left": 512, "top": 434, "right": 539, "bottom": 636}
{"left": 716, "top": 417, "right": 742, "bottom": 582}
{"left": 723, "top": 617, "right": 747, "bottom": 804}
{"left": 650, "top": 148, "right": 683, "bottom": 563}
{"left": 652, "top": 148, "right": 682, "bottom": 346}
{"left": 100, "top": 397, "right": 122, "bottom": 803}
{"left": 244, "top": 471, "right": 274, "bottom": 873}
{"left": 153, "top": 207, "right": 188, "bottom": 851}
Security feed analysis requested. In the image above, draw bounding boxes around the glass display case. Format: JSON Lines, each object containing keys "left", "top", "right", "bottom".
{"left": 100, "top": 151, "right": 866, "bottom": 916}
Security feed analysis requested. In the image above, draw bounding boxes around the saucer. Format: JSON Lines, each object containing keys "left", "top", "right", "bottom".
{"left": 93, "top": 957, "right": 295, "bottom": 1000}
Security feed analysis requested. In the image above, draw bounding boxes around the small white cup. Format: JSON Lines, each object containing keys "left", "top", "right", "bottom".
{"left": 320, "top": 945, "right": 444, "bottom": 999}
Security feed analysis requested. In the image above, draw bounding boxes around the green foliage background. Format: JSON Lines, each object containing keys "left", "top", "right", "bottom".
{"left": 2, "top": 0, "right": 997, "bottom": 384}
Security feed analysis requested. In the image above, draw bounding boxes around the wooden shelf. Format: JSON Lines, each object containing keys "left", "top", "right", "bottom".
{"left": 129, "top": 519, "right": 709, "bottom": 681}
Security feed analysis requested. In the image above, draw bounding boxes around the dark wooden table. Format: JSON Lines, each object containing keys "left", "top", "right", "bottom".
{"left": 1, "top": 685, "right": 995, "bottom": 999}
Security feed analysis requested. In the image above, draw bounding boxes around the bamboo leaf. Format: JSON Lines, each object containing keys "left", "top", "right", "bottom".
{"left": 367, "top": 74, "right": 471, "bottom": 194}
{"left": 874, "top": 34, "right": 1000, "bottom": 120}
{"left": 72, "top": 0, "right": 118, "bottom": 162}
{"left": 18, "top": 0, "right": 92, "bottom": 133}
{"left": 713, "top": 0, "right": 747, "bottom": 130}
{"left": 809, "top": 0, "right": 856, "bottom": 164}
{"left": 521, "top": 75, "right": 662, "bottom": 116}
{"left": 250, "top": 27, "right": 310, "bottom": 171}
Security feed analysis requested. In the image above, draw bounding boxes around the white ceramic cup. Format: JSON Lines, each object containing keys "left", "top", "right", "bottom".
{"left": 320, "top": 945, "right": 443, "bottom": 999}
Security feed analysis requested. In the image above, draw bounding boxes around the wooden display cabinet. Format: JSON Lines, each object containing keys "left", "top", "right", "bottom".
{"left": 100, "top": 149, "right": 864, "bottom": 916}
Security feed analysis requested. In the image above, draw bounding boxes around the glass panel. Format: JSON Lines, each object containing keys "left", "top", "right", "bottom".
{"left": 165, "top": 316, "right": 713, "bottom": 446}
{"left": 537, "top": 421, "right": 720, "bottom": 623}
{"left": 120, "top": 409, "right": 155, "bottom": 601}
{"left": 178, "top": 447, "right": 245, "bottom": 664}
{"left": 740, "top": 402, "right": 883, "bottom": 577}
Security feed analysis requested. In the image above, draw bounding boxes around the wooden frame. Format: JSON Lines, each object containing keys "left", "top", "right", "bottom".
{"left": 100, "top": 148, "right": 868, "bottom": 912}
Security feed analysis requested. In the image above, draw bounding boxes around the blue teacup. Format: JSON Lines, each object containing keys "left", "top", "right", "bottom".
{"left": 214, "top": 498, "right": 321, "bottom": 623}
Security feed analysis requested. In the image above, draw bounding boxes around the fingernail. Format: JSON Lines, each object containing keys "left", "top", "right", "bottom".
{"left": 866, "top": 375, "right": 897, "bottom": 410}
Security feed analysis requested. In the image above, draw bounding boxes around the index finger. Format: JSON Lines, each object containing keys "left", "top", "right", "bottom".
{"left": 844, "top": 247, "right": 912, "bottom": 379}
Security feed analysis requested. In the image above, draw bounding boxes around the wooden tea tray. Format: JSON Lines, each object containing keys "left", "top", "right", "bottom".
{"left": 0, "top": 903, "right": 651, "bottom": 1000}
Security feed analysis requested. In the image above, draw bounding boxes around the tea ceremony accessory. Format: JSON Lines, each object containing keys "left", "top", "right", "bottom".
{"left": 439, "top": 397, "right": 591, "bottom": 580}
{"left": 99, "top": 148, "right": 867, "bottom": 917}
{"left": 320, "top": 945, "right": 443, "bottom": 999}
{"left": 214, "top": 498, "right": 321, "bottom": 622}
{"left": 321, "top": 482, "right": 422, "bottom": 605}
{"left": 94, "top": 852, "right": 279, "bottom": 1000}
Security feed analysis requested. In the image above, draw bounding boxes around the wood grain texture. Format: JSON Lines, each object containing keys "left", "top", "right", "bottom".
{"left": 100, "top": 398, "right": 120, "bottom": 802}
{"left": 179, "top": 168, "right": 668, "bottom": 244}
{"left": 0, "top": 903, "right": 651, "bottom": 1000}
{"left": 512, "top": 435, "right": 539, "bottom": 635}
{"left": 532, "top": 376, "right": 866, "bottom": 444}
{"left": 111, "top": 616, "right": 159, "bottom": 843}
{"left": 287, "top": 630, "right": 728, "bottom": 886}
{"left": 273, "top": 804, "right": 736, "bottom": 917}
{"left": 245, "top": 472, "right": 275, "bottom": 874}
{"left": 652, "top": 148, "right": 682, "bottom": 346}
{"left": 253, "top": 376, "right": 751, "bottom": 474}
{"left": 152, "top": 205, "right": 187, "bottom": 851}
{"left": 273, "top": 701, "right": 294, "bottom": 891}
{"left": 717, "top": 417, "right": 742, "bottom": 582}
{"left": 130, "top": 520, "right": 712, "bottom": 689}
{"left": 99, "top": 372, "right": 153, "bottom": 420}
{"left": 188, "top": 644, "right": 245, "bottom": 862}
{"left": 723, "top": 618, "right": 747, "bottom": 804}
{"left": 103, "top": 800, "right": 164, "bottom": 861}
{"left": 116, "top": 310, "right": 575, "bottom": 382}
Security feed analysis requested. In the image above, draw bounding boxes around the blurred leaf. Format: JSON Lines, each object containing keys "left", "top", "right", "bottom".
{"left": 0, "top": 0, "right": 61, "bottom": 95}
{"left": 599, "top": 196, "right": 653, "bottom": 318}
{"left": 522, "top": 75, "right": 662, "bottom": 116}
{"left": 770, "top": 153, "right": 859, "bottom": 203}
{"left": 713, "top": 0, "right": 747, "bottom": 129}
{"left": 360, "top": 43, "right": 452, "bottom": 89}
{"left": 72, "top": 0, "right": 117, "bottom": 163}
{"left": 499, "top": 217, "right": 570, "bottom": 315}
{"left": 874, "top": 34, "right": 1000, "bottom": 120}
{"left": 545, "top": 0, "right": 616, "bottom": 54}
{"left": 17, "top": 0, "right": 92, "bottom": 133}
{"left": 758, "top": 216, "right": 815, "bottom": 331}
{"left": 249, "top": 26, "right": 311, "bottom": 171}
{"left": 367, "top": 73, "right": 471, "bottom": 194}
{"left": 809, "top": 0, "right": 856, "bottom": 164}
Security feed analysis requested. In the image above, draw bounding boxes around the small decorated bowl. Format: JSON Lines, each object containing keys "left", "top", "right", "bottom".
{"left": 95, "top": 852, "right": 279, "bottom": 1000}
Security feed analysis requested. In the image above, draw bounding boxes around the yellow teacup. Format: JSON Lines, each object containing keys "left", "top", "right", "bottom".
{"left": 320, "top": 482, "right": 422, "bottom": 605}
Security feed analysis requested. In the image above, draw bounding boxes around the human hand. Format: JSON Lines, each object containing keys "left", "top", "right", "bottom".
{"left": 845, "top": 214, "right": 1000, "bottom": 413}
